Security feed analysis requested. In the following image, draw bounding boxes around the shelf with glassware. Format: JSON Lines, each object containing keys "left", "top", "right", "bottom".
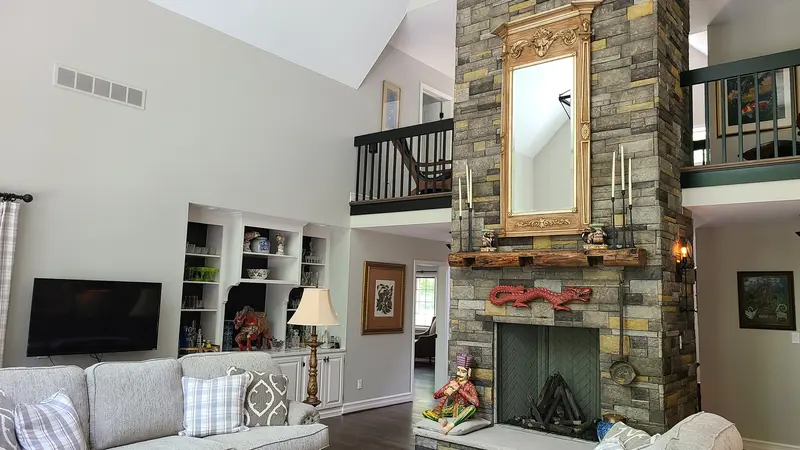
{"left": 180, "top": 221, "right": 224, "bottom": 356}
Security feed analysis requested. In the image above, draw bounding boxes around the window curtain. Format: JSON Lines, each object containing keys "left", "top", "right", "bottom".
{"left": 0, "top": 202, "right": 20, "bottom": 367}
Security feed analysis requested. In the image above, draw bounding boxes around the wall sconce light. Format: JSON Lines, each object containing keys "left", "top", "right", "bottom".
{"left": 673, "top": 236, "right": 696, "bottom": 313}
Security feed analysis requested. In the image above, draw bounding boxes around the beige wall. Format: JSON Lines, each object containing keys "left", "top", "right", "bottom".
{"left": 697, "top": 221, "right": 800, "bottom": 446}
{"left": 0, "top": 0, "right": 452, "bottom": 367}
{"left": 344, "top": 230, "right": 448, "bottom": 407}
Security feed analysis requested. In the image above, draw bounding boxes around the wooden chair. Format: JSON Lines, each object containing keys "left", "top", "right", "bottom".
{"left": 391, "top": 138, "right": 452, "bottom": 195}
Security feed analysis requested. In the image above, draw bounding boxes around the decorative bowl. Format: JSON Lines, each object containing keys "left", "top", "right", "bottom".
{"left": 246, "top": 268, "right": 270, "bottom": 280}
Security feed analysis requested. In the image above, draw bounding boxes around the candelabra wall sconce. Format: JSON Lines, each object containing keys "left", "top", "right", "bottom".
{"left": 674, "top": 236, "right": 696, "bottom": 313}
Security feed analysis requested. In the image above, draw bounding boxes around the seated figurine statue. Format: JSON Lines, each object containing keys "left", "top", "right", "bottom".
{"left": 423, "top": 353, "right": 479, "bottom": 434}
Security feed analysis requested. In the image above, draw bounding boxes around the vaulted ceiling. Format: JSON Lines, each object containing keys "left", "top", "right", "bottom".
{"left": 149, "top": 0, "right": 456, "bottom": 89}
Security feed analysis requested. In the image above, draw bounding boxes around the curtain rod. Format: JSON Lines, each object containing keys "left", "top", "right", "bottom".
{"left": 1, "top": 192, "right": 33, "bottom": 203}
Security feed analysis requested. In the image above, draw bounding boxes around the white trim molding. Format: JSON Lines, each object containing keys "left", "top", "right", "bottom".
{"left": 318, "top": 407, "right": 343, "bottom": 420}
{"left": 341, "top": 392, "right": 412, "bottom": 415}
{"left": 744, "top": 438, "right": 800, "bottom": 450}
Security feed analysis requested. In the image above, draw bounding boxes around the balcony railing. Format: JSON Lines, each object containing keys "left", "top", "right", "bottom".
{"left": 681, "top": 49, "right": 800, "bottom": 187}
{"left": 351, "top": 119, "right": 453, "bottom": 215}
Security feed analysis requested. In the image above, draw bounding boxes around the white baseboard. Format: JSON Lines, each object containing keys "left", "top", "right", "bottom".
{"left": 341, "top": 392, "right": 412, "bottom": 415}
{"left": 318, "top": 407, "right": 343, "bottom": 420}
{"left": 744, "top": 438, "right": 800, "bottom": 450}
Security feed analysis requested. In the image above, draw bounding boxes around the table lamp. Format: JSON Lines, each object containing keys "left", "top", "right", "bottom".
{"left": 288, "top": 288, "right": 340, "bottom": 406}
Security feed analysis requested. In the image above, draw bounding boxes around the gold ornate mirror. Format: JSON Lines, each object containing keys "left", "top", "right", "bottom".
{"left": 494, "top": 0, "right": 600, "bottom": 237}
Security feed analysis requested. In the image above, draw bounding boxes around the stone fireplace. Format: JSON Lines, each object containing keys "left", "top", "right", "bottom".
{"left": 440, "top": 0, "right": 698, "bottom": 443}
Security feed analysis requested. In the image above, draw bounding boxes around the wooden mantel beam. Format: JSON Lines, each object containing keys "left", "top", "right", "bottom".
{"left": 448, "top": 248, "right": 646, "bottom": 268}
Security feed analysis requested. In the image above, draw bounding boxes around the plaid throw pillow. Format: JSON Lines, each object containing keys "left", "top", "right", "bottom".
{"left": 14, "top": 390, "right": 87, "bottom": 450}
{"left": 227, "top": 367, "right": 289, "bottom": 426}
{"left": 180, "top": 374, "right": 249, "bottom": 438}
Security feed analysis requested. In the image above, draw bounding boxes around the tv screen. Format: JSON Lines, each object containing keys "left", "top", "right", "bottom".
{"left": 27, "top": 278, "right": 162, "bottom": 357}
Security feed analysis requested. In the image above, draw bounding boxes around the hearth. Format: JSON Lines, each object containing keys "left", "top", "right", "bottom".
{"left": 496, "top": 323, "right": 600, "bottom": 441}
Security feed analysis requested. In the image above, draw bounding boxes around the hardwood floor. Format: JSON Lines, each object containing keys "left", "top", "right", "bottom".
{"left": 323, "top": 363, "right": 436, "bottom": 449}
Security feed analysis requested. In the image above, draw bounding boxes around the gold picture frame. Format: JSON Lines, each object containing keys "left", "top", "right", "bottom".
{"left": 381, "top": 81, "right": 401, "bottom": 131}
{"left": 493, "top": 0, "right": 601, "bottom": 237}
{"left": 361, "top": 261, "right": 406, "bottom": 335}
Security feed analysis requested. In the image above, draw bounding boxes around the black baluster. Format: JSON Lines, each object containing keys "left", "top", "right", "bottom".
{"left": 369, "top": 143, "right": 375, "bottom": 200}
{"left": 772, "top": 69, "right": 779, "bottom": 158}
{"left": 737, "top": 75, "right": 743, "bottom": 161}
{"left": 704, "top": 82, "right": 711, "bottom": 164}
{"left": 392, "top": 139, "right": 398, "bottom": 198}
{"left": 721, "top": 79, "right": 728, "bottom": 163}
{"left": 433, "top": 130, "right": 439, "bottom": 193}
{"left": 384, "top": 140, "right": 390, "bottom": 199}
{"left": 415, "top": 135, "right": 422, "bottom": 195}
{"left": 362, "top": 145, "right": 369, "bottom": 202}
{"left": 791, "top": 67, "right": 798, "bottom": 156}
{"left": 355, "top": 145, "right": 362, "bottom": 201}
{"left": 377, "top": 141, "right": 383, "bottom": 199}
{"left": 442, "top": 130, "right": 449, "bottom": 190}
{"left": 754, "top": 73, "right": 761, "bottom": 160}
{"left": 424, "top": 134, "right": 430, "bottom": 195}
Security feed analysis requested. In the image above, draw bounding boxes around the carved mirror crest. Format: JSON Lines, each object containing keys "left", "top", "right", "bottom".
{"left": 493, "top": 0, "right": 600, "bottom": 237}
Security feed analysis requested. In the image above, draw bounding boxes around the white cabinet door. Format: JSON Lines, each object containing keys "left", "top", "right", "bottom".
{"left": 277, "top": 357, "right": 303, "bottom": 402}
{"left": 321, "top": 354, "right": 344, "bottom": 409}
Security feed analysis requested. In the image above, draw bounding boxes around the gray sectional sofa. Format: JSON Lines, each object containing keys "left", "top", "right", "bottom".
{"left": 0, "top": 352, "right": 329, "bottom": 449}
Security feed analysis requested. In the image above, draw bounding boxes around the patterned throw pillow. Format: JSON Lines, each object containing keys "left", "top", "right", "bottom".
{"left": 180, "top": 374, "right": 249, "bottom": 438}
{"left": 14, "top": 390, "right": 87, "bottom": 450}
{"left": 0, "top": 390, "right": 18, "bottom": 450}
{"left": 601, "top": 422, "right": 658, "bottom": 450}
{"left": 227, "top": 367, "right": 289, "bottom": 426}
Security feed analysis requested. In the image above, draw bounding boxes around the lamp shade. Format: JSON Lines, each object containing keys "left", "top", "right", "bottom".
{"left": 288, "top": 288, "right": 340, "bottom": 326}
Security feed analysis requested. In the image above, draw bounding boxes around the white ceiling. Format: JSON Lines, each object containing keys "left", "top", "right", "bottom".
{"left": 690, "top": 0, "right": 732, "bottom": 32}
{"left": 148, "top": 0, "right": 410, "bottom": 89}
{"left": 690, "top": 200, "right": 800, "bottom": 229}
{"left": 389, "top": 0, "right": 457, "bottom": 78}
{"left": 360, "top": 221, "right": 452, "bottom": 243}
{"left": 512, "top": 57, "right": 573, "bottom": 159}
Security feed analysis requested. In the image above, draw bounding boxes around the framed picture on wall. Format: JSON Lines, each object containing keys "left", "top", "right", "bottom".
{"left": 381, "top": 81, "right": 401, "bottom": 131}
{"left": 715, "top": 68, "right": 797, "bottom": 137}
{"left": 361, "top": 261, "right": 406, "bottom": 334}
{"left": 737, "top": 271, "right": 796, "bottom": 331}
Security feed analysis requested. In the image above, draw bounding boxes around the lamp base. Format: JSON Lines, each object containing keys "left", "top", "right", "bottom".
{"left": 302, "top": 326, "right": 322, "bottom": 407}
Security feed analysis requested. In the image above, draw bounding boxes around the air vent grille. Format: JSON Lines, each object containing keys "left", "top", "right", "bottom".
{"left": 54, "top": 65, "right": 146, "bottom": 109}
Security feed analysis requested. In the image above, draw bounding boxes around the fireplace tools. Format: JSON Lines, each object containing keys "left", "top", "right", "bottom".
{"left": 609, "top": 276, "right": 636, "bottom": 385}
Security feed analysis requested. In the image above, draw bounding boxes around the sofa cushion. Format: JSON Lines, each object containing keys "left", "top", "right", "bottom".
{"left": 286, "top": 400, "right": 319, "bottom": 425}
{"left": 0, "top": 365, "right": 89, "bottom": 438}
{"left": 180, "top": 352, "right": 282, "bottom": 380}
{"left": 414, "top": 418, "right": 491, "bottom": 436}
{"left": 14, "top": 390, "right": 87, "bottom": 450}
{"left": 0, "top": 390, "right": 19, "bottom": 449}
{"left": 227, "top": 367, "right": 288, "bottom": 427}
{"left": 204, "top": 424, "right": 329, "bottom": 450}
{"left": 601, "top": 422, "right": 657, "bottom": 450}
{"left": 85, "top": 359, "right": 183, "bottom": 450}
{"left": 108, "top": 435, "right": 233, "bottom": 450}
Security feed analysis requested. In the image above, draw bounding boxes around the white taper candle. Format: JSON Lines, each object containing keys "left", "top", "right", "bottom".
{"left": 611, "top": 151, "right": 616, "bottom": 199}
{"left": 620, "top": 146, "right": 625, "bottom": 193}
{"left": 458, "top": 177, "right": 463, "bottom": 217}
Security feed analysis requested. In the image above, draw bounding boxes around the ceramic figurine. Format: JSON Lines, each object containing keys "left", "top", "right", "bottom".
{"left": 582, "top": 224, "right": 608, "bottom": 249}
{"left": 423, "top": 353, "right": 479, "bottom": 435}
{"left": 480, "top": 229, "right": 497, "bottom": 252}
{"left": 233, "top": 306, "right": 270, "bottom": 351}
{"left": 276, "top": 234, "right": 285, "bottom": 256}
{"left": 243, "top": 231, "right": 261, "bottom": 252}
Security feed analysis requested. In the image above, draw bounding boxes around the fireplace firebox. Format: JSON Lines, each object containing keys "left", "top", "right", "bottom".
{"left": 496, "top": 323, "right": 600, "bottom": 441}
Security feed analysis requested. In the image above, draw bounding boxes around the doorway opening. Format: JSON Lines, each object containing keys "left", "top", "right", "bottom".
{"left": 411, "top": 260, "right": 449, "bottom": 418}
{"left": 419, "top": 83, "right": 453, "bottom": 124}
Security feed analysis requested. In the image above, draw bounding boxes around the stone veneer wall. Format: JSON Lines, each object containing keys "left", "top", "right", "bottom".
{"left": 449, "top": 0, "right": 696, "bottom": 434}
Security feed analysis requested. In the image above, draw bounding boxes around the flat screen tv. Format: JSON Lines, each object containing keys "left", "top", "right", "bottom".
{"left": 27, "top": 278, "right": 162, "bottom": 357}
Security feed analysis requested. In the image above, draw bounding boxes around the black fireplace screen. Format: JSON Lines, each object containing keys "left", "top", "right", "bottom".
{"left": 496, "top": 323, "right": 600, "bottom": 425}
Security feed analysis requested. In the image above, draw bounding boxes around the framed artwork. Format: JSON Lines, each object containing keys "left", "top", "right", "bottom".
{"left": 737, "top": 271, "right": 796, "bottom": 331}
{"left": 716, "top": 68, "right": 796, "bottom": 137}
{"left": 361, "top": 261, "right": 406, "bottom": 334}
{"left": 381, "top": 81, "right": 401, "bottom": 131}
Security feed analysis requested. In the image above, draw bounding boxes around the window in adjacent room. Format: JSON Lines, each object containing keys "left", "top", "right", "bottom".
{"left": 415, "top": 277, "right": 436, "bottom": 328}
